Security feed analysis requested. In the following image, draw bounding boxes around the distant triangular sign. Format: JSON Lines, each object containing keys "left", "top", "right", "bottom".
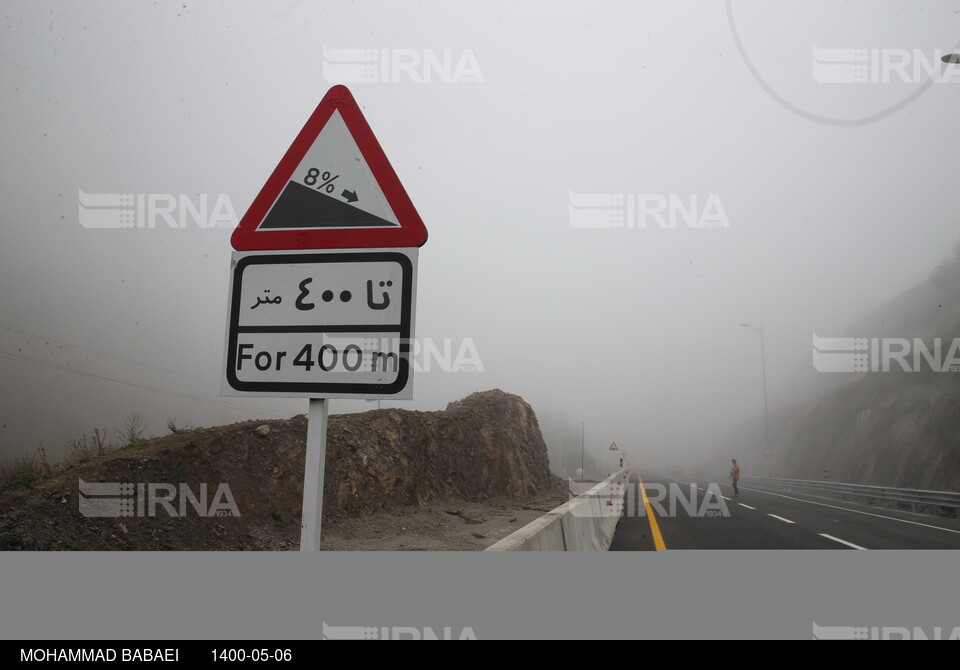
{"left": 609, "top": 442, "right": 619, "bottom": 451}
{"left": 231, "top": 85, "right": 427, "bottom": 251}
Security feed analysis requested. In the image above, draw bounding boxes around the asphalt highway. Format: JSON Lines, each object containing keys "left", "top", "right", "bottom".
{"left": 609, "top": 470, "right": 960, "bottom": 550}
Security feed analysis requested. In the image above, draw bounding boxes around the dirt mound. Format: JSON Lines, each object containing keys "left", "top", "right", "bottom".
{"left": 0, "top": 390, "right": 559, "bottom": 550}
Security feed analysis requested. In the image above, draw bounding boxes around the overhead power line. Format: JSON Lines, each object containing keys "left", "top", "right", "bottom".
{"left": 0, "top": 323, "right": 219, "bottom": 385}
{"left": 0, "top": 348, "right": 289, "bottom": 419}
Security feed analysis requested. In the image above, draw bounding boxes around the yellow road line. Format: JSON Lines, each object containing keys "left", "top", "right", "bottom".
{"left": 637, "top": 472, "right": 667, "bottom": 550}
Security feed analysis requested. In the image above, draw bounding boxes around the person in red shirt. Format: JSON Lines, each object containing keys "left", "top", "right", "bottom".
{"left": 730, "top": 459, "right": 741, "bottom": 497}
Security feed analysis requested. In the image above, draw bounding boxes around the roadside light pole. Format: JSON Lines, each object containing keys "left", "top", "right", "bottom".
{"left": 581, "top": 422, "right": 585, "bottom": 482}
{"left": 741, "top": 323, "right": 771, "bottom": 463}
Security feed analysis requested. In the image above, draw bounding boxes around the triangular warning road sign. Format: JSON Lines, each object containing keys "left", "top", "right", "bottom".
{"left": 609, "top": 442, "right": 619, "bottom": 451}
{"left": 231, "top": 85, "right": 427, "bottom": 251}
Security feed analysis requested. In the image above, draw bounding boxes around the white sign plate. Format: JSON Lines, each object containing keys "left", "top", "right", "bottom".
{"left": 222, "top": 248, "right": 417, "bottom": 398}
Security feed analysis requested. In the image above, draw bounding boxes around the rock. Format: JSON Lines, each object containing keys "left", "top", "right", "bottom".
{"left": 322, "top": 390, "right": 555, "bottom": 518}
{"left": 256, "top": 425, "right": 271, "bottom": 437}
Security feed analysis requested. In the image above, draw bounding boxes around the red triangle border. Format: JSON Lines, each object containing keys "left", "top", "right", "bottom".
{"left": 231, "top": 85, "right": 428, "bottom": 251}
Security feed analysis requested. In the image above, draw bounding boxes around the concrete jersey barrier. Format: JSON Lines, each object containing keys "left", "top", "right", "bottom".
{"left": 485, "top": 470, "right": 630, "bottom": 552}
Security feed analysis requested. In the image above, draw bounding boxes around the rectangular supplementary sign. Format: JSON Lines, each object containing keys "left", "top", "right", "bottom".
{"left": 222, "top": 248, "right": 417, "bottom": 398}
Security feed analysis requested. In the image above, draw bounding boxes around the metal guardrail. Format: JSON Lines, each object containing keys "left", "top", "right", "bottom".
{"left": 739, "top": 475, "right": 960, "bottom": 515}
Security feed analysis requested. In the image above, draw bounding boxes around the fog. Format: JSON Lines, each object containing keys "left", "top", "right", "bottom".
{"left": 1, "top": 1, "right": 958, "bottom": 476}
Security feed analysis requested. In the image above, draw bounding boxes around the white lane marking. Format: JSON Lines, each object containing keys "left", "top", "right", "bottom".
{"left": 740, "top": 486, "right": 960, "bottom": 536}
{"left": 722, "top": 496, "right": 732, "bottom": 501}
{"left": 768, "top": 514, "right": 795, "bottom": 524}
{"left": 819, "top": 534, "right": 868, "bottom": 550}
{"left": 738, "top": 503, "right": 756, "bottom": 510}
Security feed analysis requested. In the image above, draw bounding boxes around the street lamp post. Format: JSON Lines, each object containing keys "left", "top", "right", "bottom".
{"left": 581, "top": 422, "right": 585, "bottom": 482}
{"left": 741, "top": 323, "right": 771, "bottom": 462}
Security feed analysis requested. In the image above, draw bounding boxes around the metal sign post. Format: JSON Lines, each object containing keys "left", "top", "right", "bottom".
{"left": 300, "top": 399, "right": 328, "bottom": 551}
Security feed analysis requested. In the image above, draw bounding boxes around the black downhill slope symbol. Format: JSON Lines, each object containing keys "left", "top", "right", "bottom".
{"left": 259, "top": 181, "right": 398, "bottom": 229}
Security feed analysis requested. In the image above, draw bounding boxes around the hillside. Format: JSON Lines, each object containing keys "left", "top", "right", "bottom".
{"left": 758, "top": 255, "right": 960, "bottom": 490}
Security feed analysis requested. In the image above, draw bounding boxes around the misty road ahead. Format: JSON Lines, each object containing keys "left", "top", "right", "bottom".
{"left": 610, "top": 471, "right": 960, "bottom": 550}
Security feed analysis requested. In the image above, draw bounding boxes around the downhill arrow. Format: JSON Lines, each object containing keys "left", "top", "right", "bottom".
{"left": 341, "top": 189, "right": 359, "bottom": 203}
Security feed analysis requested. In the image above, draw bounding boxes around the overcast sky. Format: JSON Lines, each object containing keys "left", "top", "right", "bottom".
{"left": 1, "top": 0, "right": 958, "bottom": 468}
